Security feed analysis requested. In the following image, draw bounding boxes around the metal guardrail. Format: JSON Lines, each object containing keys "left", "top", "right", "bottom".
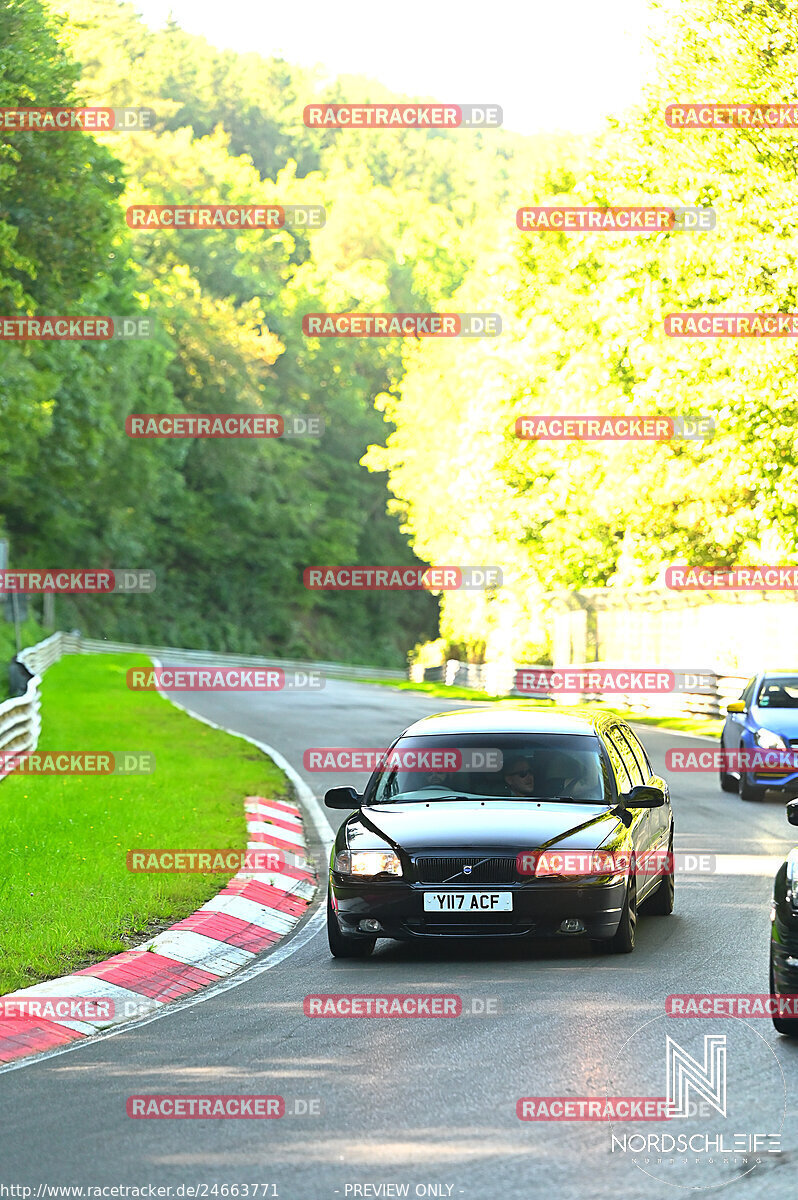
{"left": 411, "top": 659, "right": 750, "bottom": 719}
{"left": 72, "top": 637, "right": 407, "bottom": 680}
{"left": 0, "top": 630, "right": 407, "bottom": 782}
{"left": 0, "top": 681, "right": 41, "bottom": 775}
{"left": 18, "top": 630, "right": 76, "bottom": 675}
{"left": 0, "top": 635, "right": 748, "bottom": 779}
{"left": 0, "top": 632, "right": 72, "bottom": 779}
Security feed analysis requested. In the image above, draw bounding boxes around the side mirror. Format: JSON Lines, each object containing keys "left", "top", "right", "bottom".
{"left": 622, "top": 784, "right": 666, "bottom": 808}
{"left": 726, "top": 701, "right": 746, "bottom": 714}
{"left": 787, "top": 798, "right": 798, "bottom": 827}
{"left": 324, "top": 785, "right": 362, "bottom": 809}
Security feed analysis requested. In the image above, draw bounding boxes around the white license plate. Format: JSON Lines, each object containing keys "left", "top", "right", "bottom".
{"left": 423, "top": 891, "right": 513, "bottom": 912}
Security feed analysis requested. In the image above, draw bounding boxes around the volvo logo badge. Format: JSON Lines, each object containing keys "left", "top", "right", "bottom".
{"left": 463, "top": 865, "right": 473, "bottom": 875}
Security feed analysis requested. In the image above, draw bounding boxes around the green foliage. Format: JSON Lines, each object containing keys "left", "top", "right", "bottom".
{"left": 4, "top": 0, "right": 531, "bottom": 664}
{"left": 371, "top": 0, "right": 798, "bottom": 660}
{"left": 8, "top": 0, "right": 790, "bottom": 669}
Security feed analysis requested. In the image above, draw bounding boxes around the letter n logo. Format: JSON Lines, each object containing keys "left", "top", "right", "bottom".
{"left": 666, "top": 1034, "right": 726, "bottom": 1118}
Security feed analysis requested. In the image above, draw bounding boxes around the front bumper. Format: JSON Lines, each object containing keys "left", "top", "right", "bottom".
{"left": 746, "top": 770, "right": 798, "bottom": 793}
{"left": 329, "top": 876, "right": 626, "bottom": 940}
{"left": 738, "top": 737, "right": 798, "bottom": 792}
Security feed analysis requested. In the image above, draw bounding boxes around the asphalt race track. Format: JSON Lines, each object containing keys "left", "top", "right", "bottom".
{"left": 1, "top": 678, "right": 796, "bottom": 1199}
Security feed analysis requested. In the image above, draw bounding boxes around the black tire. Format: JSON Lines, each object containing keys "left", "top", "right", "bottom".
{"left": 740, "top": 772, "right": 766, "bottom": 802}
{"left": 594, "top": 874, "right": 637, "bottom": 954}
{"left": 719, "top": 740, "right": 738, "bottom": 792}
{"left": 646, "top": 838, "right": 674, "bottom": 915}
{"left": 770, "top": 961, "right": 798, "bottom": 1036}
{"left": 327, "top": 893, "right": 376, "bottom": 958}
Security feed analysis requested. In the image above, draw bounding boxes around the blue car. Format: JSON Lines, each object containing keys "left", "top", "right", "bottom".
{"left": 720, "top": 672, "right": 798, "bottom": 801}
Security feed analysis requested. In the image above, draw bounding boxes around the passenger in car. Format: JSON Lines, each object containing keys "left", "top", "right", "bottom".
{"left": 542, "top": 753, "right": 599, "bottom": 799}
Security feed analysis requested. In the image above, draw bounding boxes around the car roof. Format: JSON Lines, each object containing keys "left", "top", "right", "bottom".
{"left": 400, "top": 704, "right": 614, "bottom": 738}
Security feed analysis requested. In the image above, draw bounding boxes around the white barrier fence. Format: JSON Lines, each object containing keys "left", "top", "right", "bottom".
{"left": 19, "top": 630, "right": 77, "bottom": 675}
{"left": 0, "top": 683, "right": 41, "bottom": 774}
{"left": 0, "top": 631, "right": 406, "bottom": 780}
{"left": 0, "top": 632, "right": 65, "bottom": 778}
{"left": 0, "top": 636, "right": 747, "bottom": 775}
{"left": 70, "top": 636, "right": 406, "bottom": 681}
{"left": 411, "top": 659, "right": 749, "bottom": 719}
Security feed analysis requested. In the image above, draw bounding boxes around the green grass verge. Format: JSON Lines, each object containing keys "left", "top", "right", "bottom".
{"left": 0, "top": 616, "right": 48, "bottom": 701}
{"left": 0, "top": 653, "right": 292, "bottom": 995}
{"left": 350, "top": 676, "right": 723, "bottom": 739}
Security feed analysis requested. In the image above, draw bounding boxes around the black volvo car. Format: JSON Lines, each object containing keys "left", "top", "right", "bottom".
{"left": 325, "top": 707, "right": 673, "bottom": 956}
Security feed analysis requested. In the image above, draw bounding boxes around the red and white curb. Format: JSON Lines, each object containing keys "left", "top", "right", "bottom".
{"left": 0, "top": 796, "right": 316, "bottom": 1064}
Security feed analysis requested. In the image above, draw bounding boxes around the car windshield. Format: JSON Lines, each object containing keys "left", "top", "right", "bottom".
{"left": 364, "top": 732, "right": 609, "bottom": 804}
{"left": 757, "top": 677, "right": 798, "bottom": 709}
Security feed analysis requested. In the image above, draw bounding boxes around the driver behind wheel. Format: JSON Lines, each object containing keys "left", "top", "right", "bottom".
{"left": 502, "top": 755, "right": 537, "bottom": 797}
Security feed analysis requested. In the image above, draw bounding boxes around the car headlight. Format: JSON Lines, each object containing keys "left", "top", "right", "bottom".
{"left": 533, "top": 849, "right": 627, "bottom": 881}
{"left": 334, "top": 849, "right": 403, "bottom": 878}
{"left": 755, "top": 728, "right": 788, "bottom": 750}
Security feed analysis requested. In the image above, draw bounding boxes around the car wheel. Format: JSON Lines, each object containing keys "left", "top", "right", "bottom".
{"left": 770, "top": 960, "right": 798, "bottom": 1036}
{"left": 719, "top": 740, "right": 738, "bottom": 792}
{"left": 740, "top": 773, "right": 766, "bottom": 802}
{"left": 326, "top": 893, "right": 376, "bottom": 958}
{"left": 646, "top": 839, "right": 674, "bottom": 915}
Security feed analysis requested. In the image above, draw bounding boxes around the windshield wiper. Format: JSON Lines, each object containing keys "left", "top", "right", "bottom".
{"left": 555, "top": 795, "right": 609, "bottom": 805}
{"left": 513, "top": 795, "right": 609, "bottom": 805}
{"left": 372, "top": 794, "right": 608, "bottom": 805}
{"left": 371, "top": 793, "right": 499, "bottom": 804}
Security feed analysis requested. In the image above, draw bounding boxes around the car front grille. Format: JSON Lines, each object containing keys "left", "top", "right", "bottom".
{"left": 412, "top": 855, "right": 519, "bottom": 884}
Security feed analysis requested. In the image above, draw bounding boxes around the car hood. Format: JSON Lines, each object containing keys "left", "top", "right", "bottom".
{"left": 750, "top": 706, "right": 798, "bottom": 739}
{"left": 354, "top": 799, "right": 621, "bottom": 854}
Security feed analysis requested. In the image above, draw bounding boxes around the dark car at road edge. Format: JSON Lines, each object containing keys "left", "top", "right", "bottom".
{"left": 770, "top": 797, "right": 798, "bottom": 1036}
